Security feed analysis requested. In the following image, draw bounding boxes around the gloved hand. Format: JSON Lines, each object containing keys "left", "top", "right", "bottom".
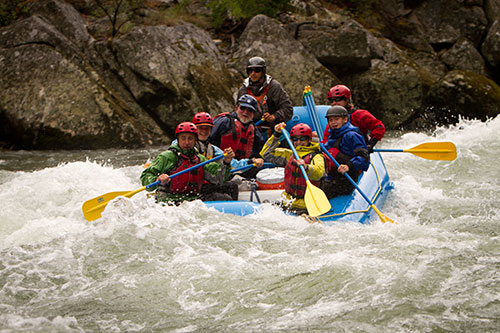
{"left": 367, "top": 137, "right": 378, "bottom": 153}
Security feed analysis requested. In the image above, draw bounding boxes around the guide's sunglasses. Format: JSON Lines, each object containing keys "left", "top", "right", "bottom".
{"left": 328, "top": 97, "right": 345, "bottom": 103}
{"left": 291, "top": 136, "right": 309, "bottom": 142}
{"left": 247, "top": 67, "right": 263, "bottom": 74}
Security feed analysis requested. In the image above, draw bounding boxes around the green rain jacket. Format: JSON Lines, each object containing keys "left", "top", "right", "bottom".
{"left": 140, "top": 143, "right": 231, "bottom": 202}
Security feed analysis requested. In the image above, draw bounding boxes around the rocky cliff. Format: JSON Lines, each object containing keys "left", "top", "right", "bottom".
{"left": 1, "top": 0, "right": 499, "bottom": 149}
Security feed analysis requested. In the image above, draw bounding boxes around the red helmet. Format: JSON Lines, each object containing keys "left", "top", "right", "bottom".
{"left": 290, "top": 123, "right": 312, "bottom": 138}
{"left": 175, "top": 122, "right": 198, "bottom": 136}
{"left": 327, "top": 84, "right": 351, "bottom": 99}
{"left": 192, "top": 112, "right": 213, "bottom": 126}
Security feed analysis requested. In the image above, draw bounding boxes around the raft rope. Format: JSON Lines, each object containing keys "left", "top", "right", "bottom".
{"left": 249, "top": 180, "right": 261, "bottom": 203}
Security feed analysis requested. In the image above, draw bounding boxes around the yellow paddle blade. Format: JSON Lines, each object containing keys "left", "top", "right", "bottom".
{"left": 371, "top": 205, "right": 395, "bottom": 224}
{"left": 405, "top": 142, "right": 457, "bottom": 161}
{"left": 304, "top": 180, "right": 331, "bottom": 217}
{"left": 82, "top": 187, "right": 146, "bottom": 222}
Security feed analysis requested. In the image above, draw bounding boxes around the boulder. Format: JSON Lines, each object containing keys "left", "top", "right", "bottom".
{"left": 296, "top": 18, "right": 371, "bottom": 74}
{"left": 0, "top": 1, "right": 168, "bottom": 149}
{"left": 233, "top": 15, "right": 339, "bottom": 105}
{"left": 440, "top": 39, "right": 488, "bottom": 76}
{"left": 108, "top": 23, "right": 238, "bottom": 135}
{"left": 414, "top": 0, "right": 488, "bottom": 49}
{"left": 344, "top": 57, "right": 425, "bottom": 128}
{"left": 0, "top": 14, "right": 167, "bottom": 149}
{"left": 425, "top": 70, "right": 500, "bottom": 124}
{"left": 481, "top": 19, "right": 500, "bottom": 72}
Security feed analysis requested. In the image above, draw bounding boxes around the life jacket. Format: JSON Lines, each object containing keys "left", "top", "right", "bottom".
{"left": 164, "top": 147, "right": 204, "bottom": 194}
{"left": 216, "top": 112, "right": 255, "bottom": 160}
{"left": 247, "top": 84, "right": 270, "bottom": 115}
{"left": 284, "top": 153, "right": 321, "bottom": 198}
{"left": 196, "top": 141, "right": 215, "bottom": 160}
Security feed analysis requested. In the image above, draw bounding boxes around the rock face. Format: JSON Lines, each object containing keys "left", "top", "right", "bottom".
{"left": 1, "top": 0, "right": 500, "bottom": 149}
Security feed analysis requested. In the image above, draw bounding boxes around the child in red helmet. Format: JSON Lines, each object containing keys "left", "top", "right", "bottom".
{"left": 260, "top": 122, "right": 325, "bottom": 214}
{"left": 140, "top": 121, "right": 235, "bottom": 203}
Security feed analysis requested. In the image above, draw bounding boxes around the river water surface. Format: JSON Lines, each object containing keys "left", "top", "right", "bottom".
{"left": 0, "top": 116, "right": 499, "bottom": 332}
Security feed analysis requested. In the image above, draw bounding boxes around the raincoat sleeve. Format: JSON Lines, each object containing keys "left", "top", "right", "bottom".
{"left": 350, "top": 109, "right": 386, "bottom": 141}
{"left": 342, "top": 133, "right": 370, "bottom": 172}
{"left": 140, "top": 150, "right": 177, "bottom": 190}
{"left": 307, "top": 153, "right": 326, "bottom": 181}
{"left": 260, "top": 133, "right": 290, "bottom": 167}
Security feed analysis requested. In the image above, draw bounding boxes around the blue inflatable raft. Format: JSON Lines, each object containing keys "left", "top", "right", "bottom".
{"left": 205, "top": 105, "right": 393, "bottom": 224}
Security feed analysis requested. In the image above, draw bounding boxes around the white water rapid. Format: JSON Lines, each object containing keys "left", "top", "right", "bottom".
{"left": 0, "top": 116, "right": 499, "bottom": 331}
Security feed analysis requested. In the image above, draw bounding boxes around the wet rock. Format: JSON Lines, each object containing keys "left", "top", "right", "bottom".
{"left": 425, "top": 70, "right": 500, "bottom": 124}
{"left": 440, "top": 39, "right": 488, "bottom": 76}
{"left": 297, "top": 18, "right": 371, "bottom": 74}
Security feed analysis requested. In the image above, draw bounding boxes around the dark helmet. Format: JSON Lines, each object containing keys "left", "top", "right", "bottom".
{"left": 192, "top": 112, "right": 213, "bottom": 127}
{"left": 237, "top": 94, "right": 258, "bottom": 112}
{"left": 290, "top": 123, "right": 312, "bottom": 138}
{"left": 327, "top": 84, "right": 351, "bottom": 99}
{"left": 175, "top": 122, "right": 198, "bottom": 136}
{"left": 246, "top": 56, "right": 266, "bottom": 75}
{"left": 325, "top": 106, "right": 348, "bottom": 118}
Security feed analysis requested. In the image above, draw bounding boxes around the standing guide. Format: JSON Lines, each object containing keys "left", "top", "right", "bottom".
{"left": 237, "top": 56, "right": 293, "bottom": 130}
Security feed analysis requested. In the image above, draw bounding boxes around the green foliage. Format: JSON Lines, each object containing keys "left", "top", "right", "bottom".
{"left": 206, "top": 0, "right": 290, "bottom": 28}
{"left": 0, "top": 0, "right": 32, "bottom": 27}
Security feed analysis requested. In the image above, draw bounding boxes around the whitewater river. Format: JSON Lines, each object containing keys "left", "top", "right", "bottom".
{"left": 0, "top": 116, "right": 499, "bottom": 332}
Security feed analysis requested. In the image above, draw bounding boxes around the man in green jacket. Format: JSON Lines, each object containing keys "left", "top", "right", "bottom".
{"left": 140, "top": 122, "right": 235, "bottom": 203}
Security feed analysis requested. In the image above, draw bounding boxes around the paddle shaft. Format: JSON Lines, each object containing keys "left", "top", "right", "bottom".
{"left": 230, "top": 162, "right": 275, "bottom": 173}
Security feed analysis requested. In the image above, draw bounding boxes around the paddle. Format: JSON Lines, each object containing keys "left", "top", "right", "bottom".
{"left": 82, "top": 154, "right": 226, "bottom": 222}
{"left": 230, "top": 162, "right": 275, "bottom": 173}
{"left": 320, "top": 143, "right": 394, "bottom": 224}
{"left": 281, "top": 128, "right": 331, "bottom": 217}
{"left": 303, "top": 86, "right": 323, "bottom": 141}
{"left": 374, "top": 142, "right": 457, "bottom": 161}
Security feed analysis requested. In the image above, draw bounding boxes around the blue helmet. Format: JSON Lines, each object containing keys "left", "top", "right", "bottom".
{"left": 237, "top": 94, "right": 258, "bottom": 112}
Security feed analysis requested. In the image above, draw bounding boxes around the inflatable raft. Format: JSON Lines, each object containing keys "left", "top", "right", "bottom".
{"left": 204, "top": 105, "right": 394, "bottom": 225}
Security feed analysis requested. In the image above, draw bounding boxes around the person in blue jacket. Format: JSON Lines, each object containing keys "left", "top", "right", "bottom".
{"left": 322, "top": 105, "right": 370, "bottom": 198}
{"left": 210, "top": 94, "right": 265, "bottom": 178}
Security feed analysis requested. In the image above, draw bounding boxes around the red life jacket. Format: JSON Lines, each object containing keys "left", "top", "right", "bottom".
{"left": 167, "top": 148, "right": 204, "bottom": 194}
{"left": 217, "top": 112, "right": 255, "bottom": 160}
{"left": 284, "top": 153, "right": 321, "bottom": 198}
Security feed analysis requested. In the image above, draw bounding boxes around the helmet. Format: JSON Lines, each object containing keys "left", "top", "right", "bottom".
{"left": 327, "top": 84, "right": 351, "bottom": 99}
{"left": 192, "top": 112, "right": 213, "bottom": 126}
{"left": 237, "top": 94, "right": 258, "bottom": 112}
{"left": 290, "top": 123, "right": 312, "bottom": 138}
{"left": 246, "top": 56, "right": 266, "bottom": 75}
{"left": 175, "top": 122, "right": 198, "bottom": 136}
{"left": 325, "top": 106, "right": 348, "bottom": 118}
